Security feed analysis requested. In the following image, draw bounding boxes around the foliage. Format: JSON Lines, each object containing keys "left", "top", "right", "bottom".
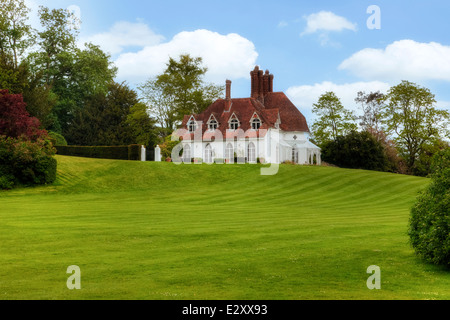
{"left": 0, "top": 135, "right": 56, "bottom": 189}
{"left": 125, "top": 102, "right": 158, "bottom": 147}
{"left": 0, "top": 54, "right": 30, "bottom": 94}
{"left": 408, "top": 148, "right": 450, "bottom": 267}
{"left": 0, "top": 0, "right": 34, "bottom": 69}
{"left": 414, "top": 139, "right": 449, "bottom": 177}
{"left": 355, "top": 91, "right": 385, "bottom": 133}
{"left": 67, "top": 82, "right": 138, "bottom": 146}
{"left": 381, "top": 80, "right": 450, "bottom": 174}
{"left": 0, "top": 89, "right": 46, "bottom": 140}
{"left": 23, "top": 6, "right": 117, "bottom": 137}
{"left": 33, "top": 6, "right": 79, "bottom": 85}
{"left": 321, "top": 130, "right": 389, "bottom": 171}
{"left": 48, "top": 131, "right": 67, "bottom": 146}
{"left": 366, "top": 128, "right": 408, "bottom": 174}
{"left": 159, "top": 134, "right": 180, "bottom": 160}
{"left": 311, "top": 91, "right": 357, "bottom": 147}
{"left": 139, "top": 54, "right": 224, "bottom": 133}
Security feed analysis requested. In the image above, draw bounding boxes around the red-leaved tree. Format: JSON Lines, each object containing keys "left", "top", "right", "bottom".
{"left": 0, "top": 89, "right": 46, "bottom": 140}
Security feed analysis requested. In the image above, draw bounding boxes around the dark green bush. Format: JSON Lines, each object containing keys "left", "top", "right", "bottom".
{"left": 408, "top": 148, "right": 450, "bottom": 267}
{"left": 321, "top": 130, "right": 389, "bottom": 171}
{"left": 0, "top": 135, "right": 57, "bottom": 189}
{"left": 48, "top": 131, "right": 68, "bottom": 146}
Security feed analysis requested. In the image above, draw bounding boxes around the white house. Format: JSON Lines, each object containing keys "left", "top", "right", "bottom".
{"left": 174, "top": 66, "right": 321, "bottom": 165}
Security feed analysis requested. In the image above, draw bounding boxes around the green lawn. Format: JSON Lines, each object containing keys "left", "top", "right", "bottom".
{"left": 0, "top": 155, "right": 448, "bottom": 300}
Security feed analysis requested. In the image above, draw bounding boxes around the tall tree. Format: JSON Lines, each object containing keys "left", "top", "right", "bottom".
{"left": 67, "top": 82, "right": 138, "bottom": 146}
{"left": 0, "top": 0, "right": 34, "bottom": 69}
{"left": 126, "top": 102, "right": 158, "bottom": 147}
{"left": 381, "top": 80, "right": 450, "bottom": 174}
{"left": 50, "top": 43, "right": 117, "bottom": 135}
{"left": 33, "top": 6, "right": 80, "bottom": 86}
{"left": 355, "top": 91, "right": 385, "bottom": 136}
{"left": 139, "top": 54, "right": 224, "bottom": 133}
{"left": 311, "top": 91, "right": 357, "bottom": 146}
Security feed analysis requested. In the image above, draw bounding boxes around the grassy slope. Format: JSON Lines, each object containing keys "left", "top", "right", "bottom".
{"left": 0, "top": 155, "right": 448, "bottom": 300}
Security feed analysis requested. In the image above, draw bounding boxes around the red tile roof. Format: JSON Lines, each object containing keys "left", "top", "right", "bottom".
{"left": 178, "top": 67, "right": 310, "bottom": 139}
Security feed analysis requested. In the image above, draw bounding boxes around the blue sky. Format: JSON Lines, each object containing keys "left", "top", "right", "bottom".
{"left": 25, "top": 0, "right": 450, "bottom": 122}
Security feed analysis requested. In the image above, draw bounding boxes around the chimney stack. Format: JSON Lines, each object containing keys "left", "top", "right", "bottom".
{"left": 250, "top": 66, "right": 273, "bottom": 103}
{"left": 226, "top": 80, "right": 231, "bottom": 100}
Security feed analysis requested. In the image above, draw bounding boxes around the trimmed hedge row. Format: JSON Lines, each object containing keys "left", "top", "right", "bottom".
{"left": 55, "top": 145, "right": 142, "bottom": 161}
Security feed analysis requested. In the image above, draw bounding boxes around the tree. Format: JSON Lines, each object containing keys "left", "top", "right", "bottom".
{"left": 138, "top": 78, "right": 177, "bottom": 132}
{"left": 126, "top": 102, "right": 158, "bottom": 147}
{"left": 311, "top": 91, "right": 357, "bottom": 146}
{"left": 139, "top": 54, "right": 224, "bottom": 133}
{"left": 0, "top": 89, "right": 46, "bottom": 140}
{"left": 408, "top": 148, "right": 450, "bottom": 266}
{"left": 321, "top": 130, "right": 389, "bottom": 171}
{"left": 355, "top": 91, "right": 385, "bottom": 136}
{"left": 414, "top": 138, "right": 449, "bottom": 177}
{"left": 50, "top": 43, "right": 117, "bottom": 136}
{"left": 67, "top": 82, "right": 138, "bottom": 146}
{"left": 0, "top": 53, "right": 29, "bottom": 94}
{"left": 381, "top": 81, "right": 450, "bottom": 175}
{"left": 0, "top": 0, "right": 34, "bottom": 69}
{"left": 26, "top": 8, "right": 116, "bottom": 136}
{"left": 33, "top": 6, "right": 80, "bottom": 86}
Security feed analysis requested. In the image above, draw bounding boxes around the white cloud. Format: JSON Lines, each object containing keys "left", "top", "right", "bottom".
{"left": 301, "top": 11, "right": 357, "bottom": 36}
{"left": 286, "top": 81, "right": 391, "bottom": 113}
{"left": 80, "top": 21, "right": 165, "bottom": 55}
{"left": 339, "top": 40, "right": 450, "bottom": 82}
{"left": 115, "top": 29, "right": 258, "bottom": 86}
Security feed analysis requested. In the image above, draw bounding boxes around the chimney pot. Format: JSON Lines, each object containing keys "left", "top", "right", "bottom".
{"left": 226, "top": 80, "right": 231, "bottom": 100}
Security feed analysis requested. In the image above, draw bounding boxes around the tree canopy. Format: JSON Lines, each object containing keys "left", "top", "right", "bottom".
{"left": 311, "top": 91, "right": 357, "bottom": 147}
{"left": 381, "top": 80, "right": 450, "bottom": 175}
{"left": 139, "top": 54, "right": 224, "bottom": 134}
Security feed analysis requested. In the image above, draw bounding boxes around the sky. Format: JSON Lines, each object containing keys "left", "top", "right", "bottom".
{"left": 24, "top": 0, "right": 450, "bottom": 122}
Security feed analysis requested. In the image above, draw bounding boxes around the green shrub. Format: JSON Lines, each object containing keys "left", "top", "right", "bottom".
{"left": 160, "top": 134, "right": 180, "bottom": 160}
{"left": 408, "top": 148, "right": 450, "bottom": 267}
{"left": 0, "top": 173, "right": 14, "bottom": 189}
{"left": 321, "top": 130, "right": 389, "bottom": 171}
{"left": 0, "top": 135, "right": 57, "bottom": 189}
{"left": 48, "top": 131, "right": 68, "bottom": 146}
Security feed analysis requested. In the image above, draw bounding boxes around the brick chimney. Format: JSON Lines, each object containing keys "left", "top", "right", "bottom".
{"left": 250, "top": 66, "right": 273, "bottom": 103}
{"left": 226, "top": 79, "right": 231, "bottom": 100}
{"left": 225, "top": 79, "right": 232, "bottom": 111}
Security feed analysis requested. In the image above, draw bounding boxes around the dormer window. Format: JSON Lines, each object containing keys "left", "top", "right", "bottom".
{"left": 207, "top": 115, "right": 219, "bottom": 131}
{"left": 230, "top": 119, "right": 239, "bottom": 130}
{"left": 188, "top": 117, "right": 197, "bottom": 132}
{"left": 229, "top": 113, "right": 240, "bottom": 130}
{"left": 209, "top": 120, "right": 218, "bottom": 131}
{"left": 251, "top": 118, "right": 261, "bottom": 130}
{"left": 251, "top": 113, "right": 262, "bottom": 130}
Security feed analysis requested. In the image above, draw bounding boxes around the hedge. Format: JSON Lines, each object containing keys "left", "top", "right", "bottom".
{"left": 55, "top": 145, "right": 142, "bottom": 161}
